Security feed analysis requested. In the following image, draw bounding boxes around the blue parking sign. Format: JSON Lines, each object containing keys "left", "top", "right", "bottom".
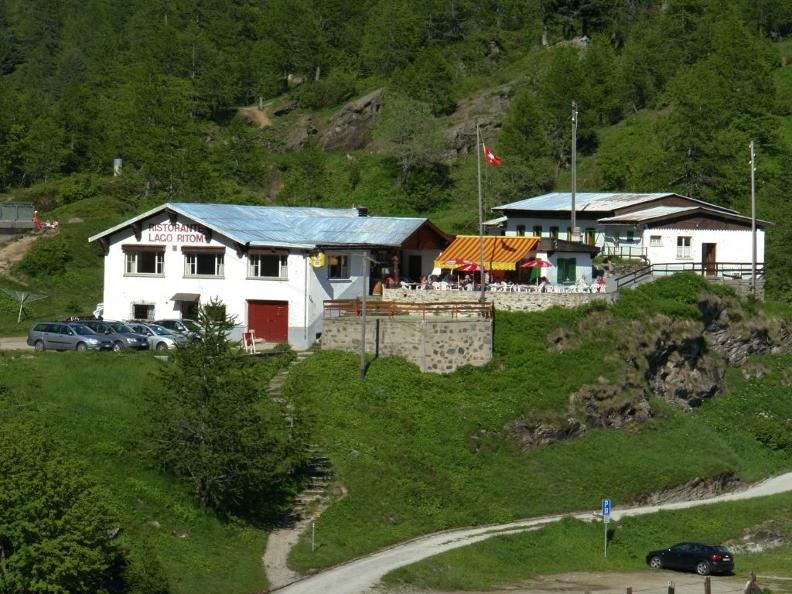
{"left": 602, "top": 498, "right": 611, "bottom": 517}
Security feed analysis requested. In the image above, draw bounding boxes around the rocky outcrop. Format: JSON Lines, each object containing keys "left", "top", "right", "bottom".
{"left": 724, "top": 520, "right": 786, "bottom": 554}
{"left": 570, "top": 381, "right": 652, "bottom": 429}
{"left": 444, "top": 84, "right": 512, "bottom": 159}
{"left": 504, "top": 289, "right": 792, "bottom": 452}
{"left": 285, "top": 115, "right": 318, "bottom": 150}
{"left": 642, "top": 317, "right": 725, "bottom": 409}
{"left": 631, "top": 473, "right": 744, "bottom": 506}
{"left": 504, "top": 417, "right": 585, "bottom": 453}
{"left": 320, "top": 88, "right": 384, "bottom": 151}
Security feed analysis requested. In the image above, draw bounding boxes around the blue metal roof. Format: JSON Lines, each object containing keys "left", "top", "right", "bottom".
{"left": 493, "top": 192, "right": 738, "bottom": 214}
{"left": 89, "top": 202, "right": 432, "bottom": 248}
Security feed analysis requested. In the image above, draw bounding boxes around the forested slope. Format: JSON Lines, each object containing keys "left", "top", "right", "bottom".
{"left": 2, "top": 0, "right": 792, "bottom": 297}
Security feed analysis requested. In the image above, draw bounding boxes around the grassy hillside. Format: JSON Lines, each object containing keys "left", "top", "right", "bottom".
{"left": 285, "top": 276, "right": 792, "bottom": 571}
{"left": 0, "top": 350, "right": 293, "bottom": 594}
{"left": 1, "top": 276, "right": 791, "bottom": 591}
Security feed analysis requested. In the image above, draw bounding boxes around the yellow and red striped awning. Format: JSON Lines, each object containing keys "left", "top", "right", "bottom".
{"left": 434, "top": 235, "right": 539, "bottom": 271}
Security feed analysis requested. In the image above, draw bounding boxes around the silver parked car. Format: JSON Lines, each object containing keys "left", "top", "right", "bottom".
{"left": 154, "top": 319, "right": 203, "bottom": 342}
{"left": 27, "top": 321, "right": 113, "bottom": 352}
{"left": 126, "top": 322, "right": 189, "bottom": 351}
{"left": 81, "top": 320, "right": 150, "bottom": 352}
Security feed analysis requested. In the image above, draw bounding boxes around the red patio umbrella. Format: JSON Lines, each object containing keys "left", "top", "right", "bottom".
{"left": 444, "top": 258, "right": 473, "bottom": 267}
{"left": 444, "top": 258, "right": 474, "bottom": 284}
{"left": 520, "top": 259, "right": 553, "bottom": 284}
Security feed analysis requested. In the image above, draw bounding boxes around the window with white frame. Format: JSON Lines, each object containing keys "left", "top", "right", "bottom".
{"left": 650, "top": 235, "right": 663, "bottom": 246}
{"left": 328, "top": 254, "right": 350, "bottom": 279}
{"left": 676, "top": 236, "right": 692, "bottom": 259}
{"left": 124, "top": 249, "right": 164, "bottom": 275}
{"left": 184, "top": 251, "right": 224, "bottom": 277}
{"left": 248, "top": 253, "right": 288, "bottom": 279}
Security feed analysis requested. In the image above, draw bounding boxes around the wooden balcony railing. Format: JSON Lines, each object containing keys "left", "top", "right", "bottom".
{"left": 323, "top": 299, "right": 494, "bottom": 320}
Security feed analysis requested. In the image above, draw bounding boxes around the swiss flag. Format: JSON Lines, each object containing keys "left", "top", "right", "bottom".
{"left": 483, "top": 144, "right": 502, "bottom": 166}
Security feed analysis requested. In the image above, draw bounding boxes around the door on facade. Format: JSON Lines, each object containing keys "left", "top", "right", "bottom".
{"left": 702, "top": 243, "right": 717, "bottom": 276}
{"left": 247, "top": 300, "right": 289, "bottom": 343}
{"left": 407, "top": 255, "right": 422, "bottom": 281}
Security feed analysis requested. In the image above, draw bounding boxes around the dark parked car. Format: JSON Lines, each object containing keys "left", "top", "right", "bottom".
{"left": 646, "top": 543, "right": 734, "bottom": 576}
{"left": 27, "top": 321, "right": 113, "bottom": 352}
{"left": 80, "top": 320, "right": 150, "bottom": 351}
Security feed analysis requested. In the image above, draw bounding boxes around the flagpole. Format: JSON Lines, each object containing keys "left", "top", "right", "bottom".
{"left": 477, "top": 123, "right": 486, "bottom": 302}
{"left": 750, "top": 141, "right": 756, "bottom": 297}
{"left": 571, "top": 101, "right": 578, "bottom": 242}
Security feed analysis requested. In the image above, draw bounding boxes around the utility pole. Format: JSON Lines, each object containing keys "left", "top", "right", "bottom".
{"left": 359, "top": 253, "right": 372, "bottom": 379}
{"left": 476, "top": 123, "right": 486, "bottom": 303}
{"left": 750, "top": 141, "right": 757, "bottom": 297}
{"left": 571, "top": 101, "right": 578, "bottom": 242}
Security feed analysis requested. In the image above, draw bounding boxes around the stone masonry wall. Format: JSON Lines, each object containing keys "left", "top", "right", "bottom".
{"left": 321, "top": 316, "right": 492, "bottom": 373}
{"left": 382, "top": 288, "right": 613, "bottom": 312}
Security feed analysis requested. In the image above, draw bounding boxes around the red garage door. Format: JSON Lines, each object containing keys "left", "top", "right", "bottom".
{"left": 247, "top": 300, "right": 289, "bottom": 343}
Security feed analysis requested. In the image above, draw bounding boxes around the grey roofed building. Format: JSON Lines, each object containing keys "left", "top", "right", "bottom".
{"left": 493, "top": 192, "right": 740, "bottom": 215}
{"left": 90, "top": 202, "right": 450, "bottom": 249}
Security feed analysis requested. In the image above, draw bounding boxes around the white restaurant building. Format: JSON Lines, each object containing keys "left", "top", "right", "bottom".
{"left": 89, "top": 202, "right": 449, "bottom": 349}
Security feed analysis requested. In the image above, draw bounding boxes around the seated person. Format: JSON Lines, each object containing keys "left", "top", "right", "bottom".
{"left": 592, "top": 276, "right": 607, "bottom": 292}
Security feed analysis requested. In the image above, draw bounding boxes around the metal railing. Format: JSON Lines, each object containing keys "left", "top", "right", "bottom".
{"left": 600, "top": 244, "right": 647, "bottom": 260}
{"left": 651, "top": 261, "right": 765, "bottom": 279}
{"left": 613, "top": 264, "right": 653, "bottom": 291}
{"left": 324, "top": 299, "right": 494, "bottom": 320}
{"left": 614, "top": 262, "right": 765, "bottom": 291}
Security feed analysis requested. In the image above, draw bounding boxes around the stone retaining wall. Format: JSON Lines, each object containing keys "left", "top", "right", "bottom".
{"left": 382, "top": 288, "right": 614, "bottom": 312}
{"left": 321, "top": 316, "right": 492, "bottom": 373}
{"left": 705, "top": 277, "right": 765, "bottom": 300}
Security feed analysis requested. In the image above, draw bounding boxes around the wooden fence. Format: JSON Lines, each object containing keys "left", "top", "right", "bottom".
{"left": 323, "top": 299, "right": 494, "bottom": 320}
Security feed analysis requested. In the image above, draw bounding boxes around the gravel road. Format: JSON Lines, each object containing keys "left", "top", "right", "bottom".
{"left": 273, "top": 471, "right": 792, "bottom": 594}
{"left": 0, "top": 336, "right": 29, "bottom": 350}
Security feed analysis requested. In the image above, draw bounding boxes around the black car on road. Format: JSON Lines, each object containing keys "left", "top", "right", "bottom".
{"left": 646, "top": 542, "right": 734, "bottom": 576}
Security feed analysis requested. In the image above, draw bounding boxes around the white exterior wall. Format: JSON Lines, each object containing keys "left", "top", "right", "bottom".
{"left": 100, "top": 212, "right": 369, "bottom": 349}
{"left": 534, "top": 250, "right": 596, "bottom": 285}
{"left": 500, "top": 215, "right": 610, "bottom": 247}
{"left": 499, "top": 214, "right": 765, "bottom": 264}
{"left": 643, "top": 228, "right": 765, "bottom": 265}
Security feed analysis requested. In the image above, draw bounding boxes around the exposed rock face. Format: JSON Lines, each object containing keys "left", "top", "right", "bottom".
{"left": 569, "top": 383, "right": 652, "bottom": 429}
{"left": 724, "top": 520, "right": 786, "bottom": 554}
{"left": 504, "top": 417, "right": 585, "bottom": 453}
{"left": 643, "top": 318, "right": 725, "bottom": 409}
{"left": 285, "top": 115, "right": 317, "bottom": 150}
{"left": 444, "top": 84, "right": 512, "bottom": 160}
{"left": 320, "top": 88, "right": 384, "bottom": 151}
{"left": 272, "top": 100, "right": 297, "bottom": 117}
{"left": 631, "top": 473, "right": 744, "bottom": 506}
{"left": 503, "top": 289, "right": 792, "bottom": 452}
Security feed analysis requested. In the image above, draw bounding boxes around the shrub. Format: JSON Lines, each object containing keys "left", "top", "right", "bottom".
{"left": 296, "top": 74, "right": 355, "bottom": 110}
{"left": 148, "top": 299, "right": 309, "bottom": 521}
{"left": 59, "top": 173, "right": 101, "bottom": 206}
{"left": 0, "top": 420, "right": 125, "bottom": 593}
{"left": 16, "top": 235, "right": 72, "bottom": 277}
